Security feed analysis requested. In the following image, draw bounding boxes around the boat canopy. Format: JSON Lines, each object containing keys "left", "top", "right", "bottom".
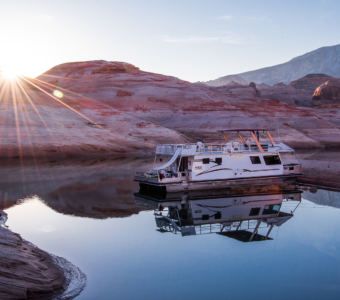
{"left": 153, "top": 148, "right": 182, "bottom": 171}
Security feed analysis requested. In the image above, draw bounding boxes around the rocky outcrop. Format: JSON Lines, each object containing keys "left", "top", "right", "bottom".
{"left": 2, "top": 59, "right": 340, "bottom": 159}
{"left": 233, "top": 74, "right": 336, "bottom": 107}
{"left": 207, "top": 44, "right": 340, "bottom": 85}
{"left": 249, "top": 82, "right": 261, "bottom": 97}
{"left": 0, "top": 211, "right": 66, "bottom": 299}
{"left": 313, "top": 79, "right": 340, "bottom": 102}
{"left": 290, "top": 74, "right": 332, "bottom": 93}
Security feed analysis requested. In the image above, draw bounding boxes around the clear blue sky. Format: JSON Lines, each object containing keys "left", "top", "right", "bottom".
{"left": 0, "top": 0, "right": 339, "bottom": 81}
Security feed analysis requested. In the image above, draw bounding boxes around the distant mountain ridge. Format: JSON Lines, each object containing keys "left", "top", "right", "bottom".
{"left": 206, "top": 44, "right": 340, "bottom": 86}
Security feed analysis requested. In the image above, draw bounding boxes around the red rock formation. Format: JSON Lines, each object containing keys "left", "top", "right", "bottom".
{"left": 313, "top": 79, "right": 340, "bottom": 101}
{"left": 1, "top": 60, "right": 340, "bottom": 159}
{"left": 0, "top": 219, "right": 67, "bottom": 299}
{"left": 290, "top": 74, "right": 332, "bottom": 94}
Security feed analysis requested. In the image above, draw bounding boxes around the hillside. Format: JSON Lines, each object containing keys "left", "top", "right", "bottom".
{"left": 207, "top": 44, "right": 340, "bottom": 85}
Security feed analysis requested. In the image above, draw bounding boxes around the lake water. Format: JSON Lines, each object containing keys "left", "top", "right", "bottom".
{"left": 2, "top": 159, "right": 340, "bottom": 300}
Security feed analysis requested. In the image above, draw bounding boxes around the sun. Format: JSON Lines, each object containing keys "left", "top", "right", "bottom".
{"left": 0, "top": 61, "right": 24, "bottom": 81}
{"left": 1, "top": 68, "right": 20, "bottom": 80}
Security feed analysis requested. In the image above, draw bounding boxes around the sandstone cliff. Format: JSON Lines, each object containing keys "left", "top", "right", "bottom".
{"left": 2, "top": 60, "right": 340, "bottom": 160}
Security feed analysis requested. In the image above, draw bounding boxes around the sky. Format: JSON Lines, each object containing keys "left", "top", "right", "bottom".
{"left": 0, "top": 0, "right": 340, "bottom": 82}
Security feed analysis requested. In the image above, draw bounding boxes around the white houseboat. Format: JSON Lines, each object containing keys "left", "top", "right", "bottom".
{"left": 135, "top": 129, "right": 302, "bottom": 193}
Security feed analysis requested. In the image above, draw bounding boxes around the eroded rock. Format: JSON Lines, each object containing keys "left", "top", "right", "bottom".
{"left": 313, "top": 79, "right": 340, "bottom": 102}
{"left": 0, "top": 213, "right": 66, "bottom": 299}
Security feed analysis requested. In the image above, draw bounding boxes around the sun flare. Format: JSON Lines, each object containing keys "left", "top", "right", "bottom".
{"left": 1, "top": 68, "right": 20, "bottom": 80}
{"left": 0, "top": 62, "right": 23, "bottom": 81}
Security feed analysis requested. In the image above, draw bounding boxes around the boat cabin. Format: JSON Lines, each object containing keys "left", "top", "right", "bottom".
{"left": 135, "top": 129, "right": 302, "bottom": 192}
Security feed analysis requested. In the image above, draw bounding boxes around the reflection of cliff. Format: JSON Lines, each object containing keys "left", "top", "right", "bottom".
{"left": 1, "top": 158, "right": 151, "bottom": 218}
{"left": 303, "top": 188, "right": 340, "bottom": 209}
{"left": 45, "top": 177, "right": 147, "bottom": 218}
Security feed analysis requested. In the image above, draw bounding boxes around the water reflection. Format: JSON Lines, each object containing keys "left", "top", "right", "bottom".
{"left": 0, "top": 158, "right": 151, "bottom": 217}
{"left": 135, "top": 189, "right": 301, "bottom": 242}
{"left": 3, "top": 159, "right": 340, "bottom": 299}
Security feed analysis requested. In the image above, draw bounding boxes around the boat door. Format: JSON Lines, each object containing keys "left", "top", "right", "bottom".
{"left": 179, "top": 157, "right": 189, "bottom": 177}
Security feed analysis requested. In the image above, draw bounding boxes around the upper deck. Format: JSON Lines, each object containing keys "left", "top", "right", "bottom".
{"left": 156, "top": 142, "right": 294, "bottom": 156}
{"left": 156, "top": 129, "right": 294, "bottom": 156}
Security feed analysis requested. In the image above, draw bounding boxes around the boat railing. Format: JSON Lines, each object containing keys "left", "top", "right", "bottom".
{"left": 155, "top": 142, "right": 292, "bottom": 156}
{"left": 156, "top": 144, "right": 197, "bottom": 155}
{"left": 135, "top": 169, "right": 183, "bottom": 183}
{"left": 153, "top": 216, "right": 280, "bottom": 238}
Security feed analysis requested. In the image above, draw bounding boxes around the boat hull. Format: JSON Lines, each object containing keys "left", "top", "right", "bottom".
{"left": 136, "top": 174, "right": 301, "bottom": 194}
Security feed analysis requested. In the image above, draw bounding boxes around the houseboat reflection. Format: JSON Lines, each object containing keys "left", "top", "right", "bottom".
{"left": 135, "top": 188, "right": 301, "bottom": 242}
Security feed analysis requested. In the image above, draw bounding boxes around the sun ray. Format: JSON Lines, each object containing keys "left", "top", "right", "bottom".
{"left": 15, "top": 80, "right": 65, "bottom": 182}
{"left": 0, "top": 81, "right": 10, "bottom": 158}
{"left": 16, "top": 79, "right": 53, "bottom": 132}
{"left": 16, "top": 79, "right": 65, "bottom": 167}
{"left": 12, "top": 81, "right": 50, "bottom": 188}
{"left": 37, "top": 73, "right": 77, "bottom": 81}
{"left": 13, "top": 82, "right": 37, "bottom": 160}
{"left": 33, "top": 77, "right": 122, "bottom": 114}
{"left": 21, "top": 77, "right": 103, "bottom": 128}
{"left": 10, "top": 80, "right": 26, "bottom": 183}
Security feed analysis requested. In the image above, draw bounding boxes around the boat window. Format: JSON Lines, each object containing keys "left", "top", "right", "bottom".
{"left": 263, "top": 155, "right": 281, "bottom": 165}
{"left": 202, "top": 158, "right": 210, "bottom": 164}
{"left": 202, "top": 214, "right": 210, "bottom": 220}
{"left": 214, "top": 212, "right": 221, "bottom": 219}
{"left": 215, "top": 157, "right": 222, "bottom": 165}
{"left": 263, "top": 204, "right": 281, "bottom": 215}
{"left": 249, "top": 207, "right": 261, "bottom": 216}
{"left": 250, "top": 156, "right": 261, "bottom": 164}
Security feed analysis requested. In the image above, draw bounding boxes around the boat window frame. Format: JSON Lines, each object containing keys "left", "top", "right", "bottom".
{"left": 263, "top": 204, "right": 281, "bottom": 215}
{"left": 249, "top": 207, "right": 261, "bottom": 216}
{"left": 263, "top": 155, "right": 281, "bottom": 165}
{"left": 250, "top": 156, "right": 261, "bottom": 164}
{"left": 202, "top": 158, "right": 210, "bottom": 164}
{"left": 215, "top": 157, "right": 222, "bottom": 165}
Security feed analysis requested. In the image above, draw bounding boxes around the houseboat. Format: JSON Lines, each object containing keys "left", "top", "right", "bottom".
{"left": 135, "top": 129, "right": 302, "bottom": 193}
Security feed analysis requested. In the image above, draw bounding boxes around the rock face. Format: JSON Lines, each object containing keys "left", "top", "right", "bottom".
{"left": 209, "top": 73, "right": 339, "bottom": 107}
{"left": 2, "top": 60, "right": 340, "bottom": 159}
{"left": 313, "top": 79, "right": 340, "bottom": 102}
{"left": 207, "top": 44, "right": 340, "bottom": 85}
{"left": 0, "top": 214, "right": 66, "bottom": 299}
{"left": 253, "top": 74, "right": 335, "bottom": 106}
{"left": 290, "top": 74, "right": 333, "bottom": 94}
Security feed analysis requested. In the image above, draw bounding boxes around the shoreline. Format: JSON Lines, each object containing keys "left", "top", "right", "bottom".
{"left": 0, "top": 210, "right": 86, "bottom": 299}
{"left": 0, "top": 142, "right": 340, "bottom": 162}
{"left": 0, "top": 150, "right": 339, "bottom": 191}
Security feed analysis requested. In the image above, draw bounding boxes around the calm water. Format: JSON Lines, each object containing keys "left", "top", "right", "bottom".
{"left": 2, "top": 159, "right": 340, "bottom": 300}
